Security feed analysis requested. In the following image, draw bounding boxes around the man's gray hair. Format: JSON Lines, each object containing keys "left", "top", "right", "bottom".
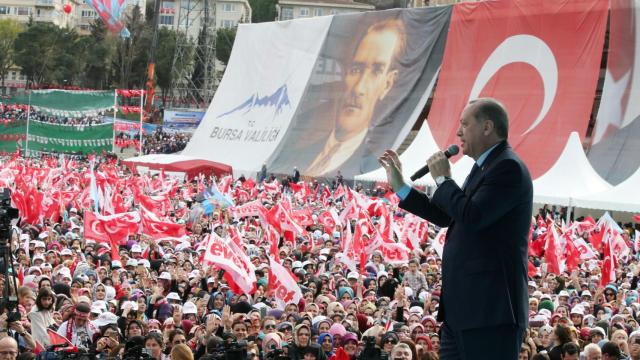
{"left": 391, "top": 343, "right": 412, "bottom": 357}
{"left": 583, "top": 343, "right": 601, "bottom": 355}
{"left": 469, "top": 98, "right": 509, "bottom": 140}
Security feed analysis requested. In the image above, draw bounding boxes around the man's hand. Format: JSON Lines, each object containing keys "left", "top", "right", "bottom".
{"left": 427, "top": 151, "right": 451, "bottom": 180}
{"left": 378, "top": 150, "right": 406, "bottom": 192}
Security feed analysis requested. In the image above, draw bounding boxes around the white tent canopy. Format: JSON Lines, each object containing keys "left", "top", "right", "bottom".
{"left": 572, "top": 166, "right": 640, "bottom": 212}
{"left": 532, "top": 132, "right": 612, "bottom": 206}
{"left": 354, "top": 123, "right": 441, "bottom": 186}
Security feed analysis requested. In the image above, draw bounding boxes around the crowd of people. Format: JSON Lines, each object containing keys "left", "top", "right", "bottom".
{"left": 0, "top": 155, "right": 638, "bottom": 360}
{"left": 0, "top": 105, "right": 108, "bottom": 126}
{"left": 142, "top": 129, "right": 191, "bottom": 155}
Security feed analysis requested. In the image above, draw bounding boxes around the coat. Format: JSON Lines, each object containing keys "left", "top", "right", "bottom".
{"left": 399, "top": 141, "right": 533, "bottom": 331}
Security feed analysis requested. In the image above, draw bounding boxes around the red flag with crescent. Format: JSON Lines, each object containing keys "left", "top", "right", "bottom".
{"left": 427, "top": 0, "right": 608, "bottom": 178}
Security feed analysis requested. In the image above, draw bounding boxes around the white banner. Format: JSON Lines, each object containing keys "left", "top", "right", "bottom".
{"left": 183, "top": 17, "right": 333, "bottom": 174}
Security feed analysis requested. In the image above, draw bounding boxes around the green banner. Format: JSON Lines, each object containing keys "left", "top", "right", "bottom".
{"left": 26, "top": 120, "right": 113, "bottom": 155}
{"left": 0, "top": 120, "right": 26, "bottom": 154}
{"left": 5, "top": 90, "right": 115, "bottom": 116}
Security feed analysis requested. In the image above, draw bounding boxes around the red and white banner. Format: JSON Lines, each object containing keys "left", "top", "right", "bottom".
{"left": 231, "top": 200, "right": 266, "bottom": 220}
{"left": 427, "top": 0, "right": 608, "bottom": 179}
{"left": 202, "top": 233, "right": 256, "bottom": 295}
{"left": 432, "top": 228, "right": 447, "bottom": 259}
{"left": 268, "top": 256, "right": 303, "bottom": 308}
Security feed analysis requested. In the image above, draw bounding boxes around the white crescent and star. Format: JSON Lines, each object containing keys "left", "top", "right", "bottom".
{"left": 468, "top": 34, "right": 559, "bottom": 136}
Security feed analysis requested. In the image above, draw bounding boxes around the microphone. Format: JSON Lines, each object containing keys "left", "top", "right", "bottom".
{"left": 410, "top": 144, "right": 460, "bottom": 181}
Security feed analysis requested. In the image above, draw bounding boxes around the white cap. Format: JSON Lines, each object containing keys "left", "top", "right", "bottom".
{"left": 61, "top": 248, "right": 73, "bottom": 256}
{"left": 167, "top": 292, "right": 181, "bottom": 301}
{"left": 159, "top": 272, "right": 172, "bottom": 280}
{"left": 92, "top": 312, "right": 118, "bottom": 327}
{"left": 32, "top": 255, "right": 45, "bottom": 263}
{"left": 188, "top": 270, "right": 200, "bottom": 279}
{"left": 19, "top": 234, "right": 29, "bottom": 241}
{"left": 131, "top": 244, "right": 142, "bottom": 253}
{"left": 558, "top": 290, "right": 570, "bottom": 298}
{"left": 292, "top": 261, "right": 303, "bottom": 269}
{"left": 111, "top": 260, "right": 122, "bottom": 269}
{"left": 34, "top": 240, "right": 46, "bottom": 248}
{"left": 570, "top": 306, "right": 584, "bottom": 316}
{"left": 70, "top": 208, "right": 78, "bottom": 213}
{"left": 347, "top": 272, "right": 359, "bottom": 280}
{"left": 90, "top": 305, "right": 103, "bottom": 314}
{"left": 527, "top": 281, "right": 537, "bottom": 288}
{"left": 581, "top": 290, "right": 592, "bottom": 297}
{"left": 138, "top": 259, "right": 150, "bottom": 268}
{"left": 409, "top": 306, "right": 423, "bottom": 315}
{"left": 182, "top": 302, "right": 197, "bottom": 315}
{"left": 122, "top": 301, "right": 138, "bottom": 312}
{"left": 126, "top": 259, "right": 138, "bottom": 267}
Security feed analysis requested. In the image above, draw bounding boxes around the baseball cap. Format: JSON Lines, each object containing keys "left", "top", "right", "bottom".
{"left": 126, "top": 259, "right": 138, "bottom": 267}
{"left": 92, "top": 312, "right": 118, "bottom": 327}
{"left": 183, "top": 302, "right": 197, "bottom": 315}
{"left": 159, "top": 272, "right": 172, "bottom": 280}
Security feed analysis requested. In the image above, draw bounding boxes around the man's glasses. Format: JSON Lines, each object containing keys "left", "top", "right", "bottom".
{"left": 264, "top": 324, "right": 276, "bottom": 329}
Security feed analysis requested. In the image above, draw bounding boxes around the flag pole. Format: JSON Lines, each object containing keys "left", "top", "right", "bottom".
{"left": 139, "top": 90, "right": 144, "bottom": 155}
{"left": 25, "top": 91, "right": 31, "bottom": 157}
{"left": 112, "top": 89, "right": 117, "bottom": 154}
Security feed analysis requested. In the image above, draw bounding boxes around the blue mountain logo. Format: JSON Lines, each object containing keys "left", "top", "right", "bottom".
{"left": 217, "top": 84, "right": 291, "bottom": 118}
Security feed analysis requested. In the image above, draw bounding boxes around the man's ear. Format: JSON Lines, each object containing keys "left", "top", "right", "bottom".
{"left": 483, "top": 119, "right": 495, "bottom": 136}
{"left": 379, "top": 69, "right": 399, "bottom": 101}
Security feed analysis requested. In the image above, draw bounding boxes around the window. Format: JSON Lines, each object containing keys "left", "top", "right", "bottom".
{"left": 330, "top": 9, "right": 338, "bottom": 15}
{"left": 280, "top": 7, "right": 293, "bottom": 20}
{"left": 222, "top": 3, "right": 235, "bottom": 12}
{"left": 0, "top": 6, "right": 8, "bottom": 15}
{"left": 314, "top": 8, "right": 323, "bottom": 16}
{"left": 299, "top": 7, "right": 309, "bottom": 17}
{"left": 81, "top": 10, "right": 95, "bottom": 17}
{"left": 221, "top": 20, "right": 235, "bottom": 28}
{"left": 160, "top": 15, "right": 174, "bottom": 25}
{"left": 16, "top": 7, "right": 31, "bottom": 16}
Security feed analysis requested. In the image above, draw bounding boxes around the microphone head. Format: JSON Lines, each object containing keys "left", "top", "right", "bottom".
{"left": 446, "top": 144, "right": 460, "bottom": 156}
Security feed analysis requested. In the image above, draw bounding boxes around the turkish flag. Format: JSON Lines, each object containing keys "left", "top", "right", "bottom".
{"left": 84, "top": 211, "right": 140, "bottom": 244}
{"left": 427, "top": 0, "right": 608, "bottom": 178}
{"left": 544, "top": 227, "right": 562, "bottom": 275}
{"left": 140, "top": 206, "right": 186, "bottom": 240}
{"left": 634, "top": 214, "right": 640, "bottom": 223}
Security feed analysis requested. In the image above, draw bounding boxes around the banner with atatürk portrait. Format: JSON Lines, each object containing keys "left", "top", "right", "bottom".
{"left": 266, "top": 7, "right": 452, "bottom": 178}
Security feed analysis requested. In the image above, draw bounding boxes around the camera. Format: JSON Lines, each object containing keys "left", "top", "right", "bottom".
{"left": 0, "top": 188, "right": 20, "bottom": 327}
{"left": 209, "top": 339, "right": 248, "bottom": 360}
{"left": 358, "top": 336, "right": 387, "bottom": 360}
{"left": 264, "top": 345, "right": 288, "bottom": 360}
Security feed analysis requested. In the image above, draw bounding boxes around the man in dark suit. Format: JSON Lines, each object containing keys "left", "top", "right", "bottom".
{"left": 379, "top": 98, "right": 533, "bottom": 359}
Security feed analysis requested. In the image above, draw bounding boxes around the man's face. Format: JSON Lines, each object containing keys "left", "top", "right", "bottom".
{"left": 337, "top": 28, "right": 400, "bottom": 140}
{"left": 457, "top": 103, "right": 490, "bottom": 160}
{"left": 0, "top": 338, "right": 18, "bottom": 360}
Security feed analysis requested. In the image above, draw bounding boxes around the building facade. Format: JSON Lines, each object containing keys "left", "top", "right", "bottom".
{"left": 276, "top": 0, "right": 374, "bottom": 21}
{"left": 158, "top": 0, "right": 251, "bottom": 39}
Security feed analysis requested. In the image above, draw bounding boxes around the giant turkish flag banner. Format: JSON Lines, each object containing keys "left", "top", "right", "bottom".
{"left": 427, "top": 0, "right": 608, "bottom": 178}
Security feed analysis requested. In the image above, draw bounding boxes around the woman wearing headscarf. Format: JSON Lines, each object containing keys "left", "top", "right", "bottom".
{"left": 262, "top": 332, "right": 284, "bottom": 358}
{"left": 287, "top": 323, "right": 326, "bottom": 360}
{"left": 317, "top": 333, "right": 334, "bottom": 357}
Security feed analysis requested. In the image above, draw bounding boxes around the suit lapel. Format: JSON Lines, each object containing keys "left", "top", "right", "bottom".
{"left": 465, "top": 141, "right": 509, "bottom": 196}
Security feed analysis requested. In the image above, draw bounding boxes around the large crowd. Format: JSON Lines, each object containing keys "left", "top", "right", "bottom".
{"left": 0, "top": 105, "right": 107, "bottom": 126}
{"left": 0, "top": 154, "right": 638, "bottom": 360}
{"left": 142, "top": 129, "right": 191, "bottom": 155}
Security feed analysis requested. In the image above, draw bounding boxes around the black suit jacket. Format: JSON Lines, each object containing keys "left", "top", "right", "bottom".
{"left": 399, "top": 141, "right": 532, "bottom": 330}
